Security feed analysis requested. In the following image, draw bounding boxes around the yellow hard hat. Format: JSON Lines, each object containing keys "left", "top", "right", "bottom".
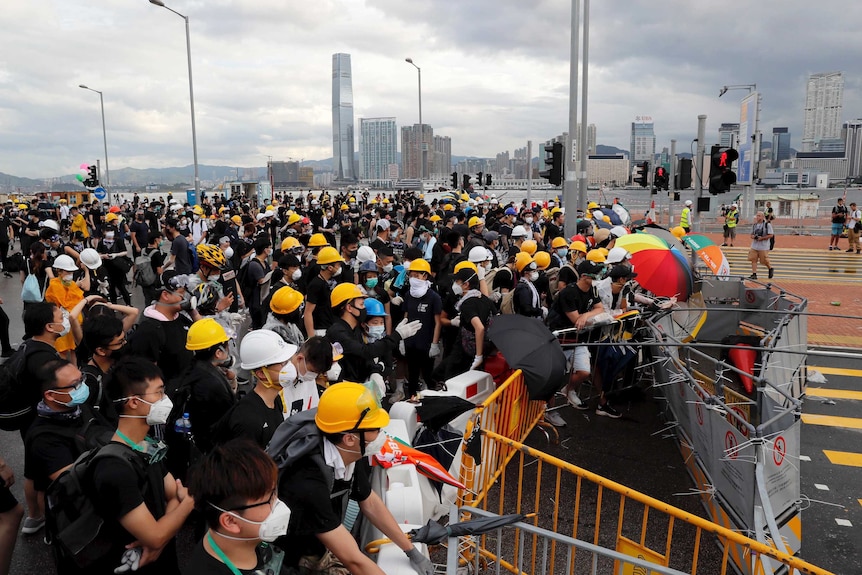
{"left": 602, "top": 215, "right": 611, "bottom": 223}
{"left": 533, "top": 251, "right": 551, "bottom": 270}
{"left": 429, "top": 214, "right": 442, "bottom": 222}
{"left": 520, "top": 240, "right": 537, "bottom": 255}
{"left": 265, "top": 204, "right": 274, "bottom": 211}
{"left": 281, "top": 236, "right": 301, "bottom": 251}
{"left": 218, "top": 206, "right": 228, "bottom": 213}
{"left": 550, "top": 207, "right": 563, "bottom": 216}
{"left": 443, "top": 204, "right": 454, "bottom": 211}
{"left": 231, "top": 215, "right": 243, "bottom": 226}
{"left": 17, "top": 204, "right": 27, "bottom": 210}
{"left": 270, "top": 286, "right": 304, "bottom": 315}
{"left": 349, "top": 197, "right": 356, "bottom": 202}
{"left": 382, "top": 198, "right": 390, "bottom": 204}
{"left": 454, "top": 260, "right": 478, "bottom": 274}
{"left": 186, "top": 318, "right": 229, "bottom": 350}
{"left": 586, "top": 250, "right": 606, "bottom": 263}
{"left": 671, "top": 226, "right": 686, "bottom": 239}
{"left": 468, "top": 216, "right": 484, "bottom": 228}
{"left": 598, "top": 247, "right": 609, "bottom": 257}
{"left": 587, "top": 201, "right": 599, "bottom": 210}
{"left": 551, "top": 237, "right": 568, "bottom": 249}
{"left": 316, "top": 246, "right": 345, "bottom": 265}
{"left": 287, "top": 213, "right": 301, "bottom": 225}
{"left": 315, "top": 382, "right": 389, "bottom": 433}
{"left": 569, "top": 240, "right": 588, "bottom": 254}
{"left": 105, "top": 213, "right": 118, "bottom": 223}
{"left": 370, "top": 199, "right": 378, "bottom": 204}
{"left": 461, "top": 193, "right": 469, "bottom": 202}
{"left": 330, "top": 282, "right": 365, "bottom": 308}
{"left": 514, "top": 252, "right": 534, "bottom": 272}
{"left": 308, "top": 233, "right": 329, "bottom": 247}
{"left": 340, "top": 204, "right": 349, "bottom": 211}
{"left": 192, "top": 205, "right": 204, "bottom": 215}
{"left": 408, "top": 259, "right": 431, "bottom": 274}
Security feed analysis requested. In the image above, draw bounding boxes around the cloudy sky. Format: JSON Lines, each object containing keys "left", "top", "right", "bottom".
{"left": 2, "top": 1, "right": 861, "bottom": 179}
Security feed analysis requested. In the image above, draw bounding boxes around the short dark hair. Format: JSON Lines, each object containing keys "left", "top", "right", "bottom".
{"left": 38, "top": 359, "right": 72, "bottom": 393}
{"left": 340, "top": 232, "right": 358, "bottom": 247}
{"left": 82, "top": 314, "right": 124, "bottom": 354}
{"left": 188, "top": 439, "right": 277, "bottom": 528}
{"left": 404, "top": 247, "right": 423, "bottom": 262}
{"left": 106, "top": 356, "right": 164, "bottom": 410}
{"left": 23, "top": 302, "right": 57, "bottom": 339}
{"left": 148, "top": 231, "right": 163, "bottom": 244}
{"left": 164, "top": 217, "right": 179, "bottom": 229}
{"left": 445, "top": 230, "right": 462, "bottom": 249}
{"left": 300, "top": 336, "right": 333, "bottom": 374}
{"left": 253, "top": 237, "right": 271, "bottom": 254}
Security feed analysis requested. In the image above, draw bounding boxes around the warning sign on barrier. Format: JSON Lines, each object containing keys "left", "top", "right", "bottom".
{"left": 615, "top": 536, "right": 667, "bottom": 575}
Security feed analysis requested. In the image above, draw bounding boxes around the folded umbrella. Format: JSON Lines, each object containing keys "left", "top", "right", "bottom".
{"left": 488, "top": 315, "right": 567, "bottom": 401}
{"left": 408, "top": 513, "right": 527, "bottom": 545}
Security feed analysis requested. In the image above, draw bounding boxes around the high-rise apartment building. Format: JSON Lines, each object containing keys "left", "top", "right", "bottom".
{"left": 630, "top": 121, "right": 655, "bottom": 169}
{"left": 577, "top": 123, "right": 597, "bottom": 155}
{"left": 719, "top": 123, "right": 740, "bottom": 149}
{"left": 843, "top": 120, "right": 862, "bottom": 179}
{"left": 771, "top": 127, "right": 791, "bottom": 168}
{"left": 401, "top": 124, "right": 433, "bottom": 179}
{"left": 431, "top": 135, "right": 452, "bottom": 178}
{"left": 359, "top": 118, "right": 397, "bottom": 181}
{"left": 802, "top": 72, "right": 844, "bottom": 152}
{"left": 332, "top": 53, "right": 356, "bottom": 181}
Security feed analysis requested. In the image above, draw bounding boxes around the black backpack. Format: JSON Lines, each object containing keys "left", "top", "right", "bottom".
{"left": 4, "top": 252, "right": 24, "bottom": 273}
{"left": 45, "top": 442, "right": 142, "bottom": 569}
{"left": 0, "top": 341, "right": 42, "bottom": 431}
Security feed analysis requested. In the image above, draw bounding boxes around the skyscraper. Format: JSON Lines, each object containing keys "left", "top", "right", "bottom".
{"left": 577, "top": 123, "right": 597, "bottom": 155}
{"left": 401, "top": 124, "right": 432, "bottom": 179}
{"left": 771, "top": 127, "right": 791, "bottom": 168}
{"left": 630, "top": 121, "right": 655, "bottom": 169}
{"left": 843, "top": 120, "right": 862, "bottom": 179}
{"left": 718, "top": 123, "right": 740, "bottom": 149}
{"left": 359, "top": 118, "right": 397, "bottom": 181}
{"left": 802, "top": 72, "right": 843, "bottom": 152}
{"left": 332, "top": 53, "right": 356, "bottom": 181}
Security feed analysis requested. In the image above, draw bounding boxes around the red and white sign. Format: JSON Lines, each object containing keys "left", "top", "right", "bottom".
{"left": 773, "top": 436, "right": 786, "bottom": 466}
{"left": 725, "top": 431, "right": 738, "bottom": 459}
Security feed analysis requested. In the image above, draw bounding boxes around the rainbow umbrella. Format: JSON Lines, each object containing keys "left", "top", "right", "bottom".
{"left": 638, "top": 224, "right": 685, "bottom": 251}
{"left": 614, "top": 232, "right": 668, "bottom": 254}
{"left": 682, "top": 234, "right": 730, "bottom": 277}
{"left": 629, "top": 246, "right": 693, "bottom": 301}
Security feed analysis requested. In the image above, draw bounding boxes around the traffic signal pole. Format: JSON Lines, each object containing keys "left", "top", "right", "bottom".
{"left": 577, "top": 0, "right": 590, "bottom": 214}
{"left": 695, "top": 114, "right": 706, "bottom": 232}
{"left": 670, "top": 139, "right": 676, "bottom": 225}
{"left": 563, "top": 0, "right": 580, "bottom": 239}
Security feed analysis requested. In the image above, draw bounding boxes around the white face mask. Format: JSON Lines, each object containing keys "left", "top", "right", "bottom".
{"left": 210, "top": 499, "right": 291, "bottom": 543}
{"left": 52, "top": 316, "right": 71, "bottom": 338}
{"left": 278, "top": 362, "right": 298, "bottom": 386}
{"left": 291, "top": 269, "right": 302, "bottom": 281}
{"left": 118, "top": 395, "right": 174, "bottom": 426}
{"left": 408, "top": 277, "right": 430, "bottom": 298}
{"left": 223, "top": 247, "right": 234, "bottom": 259}
{"left": 299, "top": 357, "right": 317, "bottom": 383}
{"left": 530, "top": 271, "right": 540, "bottom": 282}
{"left": 382, "top": 263, "right": 394, "bottom": 274}
{"left": 525, "top": 217, "right": 533, "bottom": 224}
{"left": 332, "top": 265, "right": 342, "bottom": 277}
{"left": 451, "top": 282, "right": 463, "bottom": 296}
{"left": 363, "top": 431, "right": 388, "bottom": 457}
{"left": 367, "top": 324, "right": 386, "bottom": 342}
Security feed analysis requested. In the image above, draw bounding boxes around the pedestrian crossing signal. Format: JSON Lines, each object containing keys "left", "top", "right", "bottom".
{"left": 709, "top": 146, "right": 738, "bottom": 195}
{"left": 634, "top": 162, "right": 649, "bottom": 188}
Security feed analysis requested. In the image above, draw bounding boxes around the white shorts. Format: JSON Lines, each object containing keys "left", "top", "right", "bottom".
{"left": 567, "top": 346, "right": 591, "bottom": 374}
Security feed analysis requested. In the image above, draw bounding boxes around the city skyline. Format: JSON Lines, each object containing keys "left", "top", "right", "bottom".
{"left": 4, "top": 2, "right": 862, "bottom": 179}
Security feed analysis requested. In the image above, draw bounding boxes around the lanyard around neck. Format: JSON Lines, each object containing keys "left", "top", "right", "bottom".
{"left": 115, "top": 429, "right": 145, "bottom": 453}
{"left": 207, "top": 532, "right": 243, "bottom": 575}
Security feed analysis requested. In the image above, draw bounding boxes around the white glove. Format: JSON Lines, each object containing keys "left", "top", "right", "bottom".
{"left": 490, "top": 290, "right": 502, "bottom": 303}
{"left": 398, "top": 340, "right": 406, "bottom": 356}
{"left": 429, "top": 342, "right": 441, "bottom": 358}
{"left": 395, "top": 318, "right": 422, "bottom": 340}
{"left": 477, "top": 266, "right": 486, "bottom": 280}
{"left": 541, "top": 306, "right": 548, "bottom": 320}
{"left": 449, "top": 316, "right": 461, "bottom": 328}
{"left": 405, "top": 548, "right": 434, "bottom": 575}
{"left": 390, "top": 295, "right": 403, "bottom": 306}
{"left": 114, "top": 547, "right": 142, "bottom": 573}
{"left": 470, "top": 355, "right": 484, "bottom": 370}
{"left": 369, "top": 373, "right": 386, "bottom": 399}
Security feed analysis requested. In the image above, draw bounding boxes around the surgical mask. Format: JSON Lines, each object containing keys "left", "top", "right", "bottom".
{"left": 525, "top": 217, "right": 533, "bottom": 224}
{"left": 484, "top": 262, "right": 493, "bottom": 271}
{"left": 361, "top": 431, "right": 388, "bottom": 458}
{"left": 193, "top": 214, "right": 201, "bottom": 222}
{"left": 61, "top": 273, "right": 74, "bottom": 284}
{"left": 53, "top": 382, "right": 90, "bottom": 407}
{"left": 223, "top": 247, "right": 234, "bottom": 259}
{"left": 452, "top": 282, "right": 463, "bottom": 296}
{"left": 365, "top": 277, "right": 378, "bottom": 289}
{"left": 103, "top": 240, "right": 114, "bottom": 248}
{"left": 332, "top": 265, "right": 342, "bottom": 277}
{"left": 409, "top": 277, "right": 430, "bottom": 298}
{"left": 299, "top": 357, "right": 318, "bottom": 383}
{"left": 53, "top": 316, "right": 71, "bottom": 337}
{"left": 291, "top": 269, "right": 302, "bottom": 281}
{"left": 279, "top": 362, "right": 298, "bottom": 386}
{"left": 530, "top": 271, "right": 540, "bottom": 282}
{"left": 557, "top": 248, "right": 569, "bottom": 258}
{"left": 367, "top": 325, "right": 386, "bottom": 342}
{"left": 117, "top": 395, "right": 174, "bottom": 426}
{"left": 382, "top": 263, "right": 394, "bottom": 274}
{"left": 210, "top": 499, "right": 292, "bottom": 543}
{"left": 391, "top": 230, "right": 400, "bottom": 240}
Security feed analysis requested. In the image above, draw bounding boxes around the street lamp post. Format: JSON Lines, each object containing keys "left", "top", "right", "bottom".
{"left": 78, "top": 84, "right": 110, "bottom": 186}
{"left": 719, "top": 83, "right": 760, "bottom": 220}
{"left": 405, "top": 58, "right": 423, "bottom": 184}
{"left": 150, "top": 0, "right": 200, "bottom": 198}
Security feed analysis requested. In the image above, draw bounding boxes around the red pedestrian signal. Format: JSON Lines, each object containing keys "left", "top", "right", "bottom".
{"left": 709, "top": 146, "right": 739, "bottom": 194}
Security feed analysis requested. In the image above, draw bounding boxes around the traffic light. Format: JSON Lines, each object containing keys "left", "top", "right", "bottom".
{"left": 83, "top": 164, "right": 99, "bottom": 189}
{"left": 676, "top": 158, "right": 692, "bottom": 189}
{"left": 708, "top": 146, "right": 739, "bottom": 195}
{"left": 655, "top": 166, "right": 669, "bottom": 191}
{"left": 485, "top": 174, "right": 492, "bottom": 186}
{"left": 462, "top": 174, "right": 472, "bottom": 190}
{"left": 477, "top": 172, "right": 484, "bottom": 187}
{"left": 634, "top": 161, "right": 649, "bottom": 187}
{"left": 450, "top": 172, "right": 458, "bottom": 189}
{"left": 539, "top": 142, "right": 563, "bottom": 186}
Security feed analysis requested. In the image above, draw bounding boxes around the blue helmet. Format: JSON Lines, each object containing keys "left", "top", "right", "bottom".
{"left": 504, "top": 207, "right": 517, "bottom": 216}
{"left": 365, "top": 298, "right": 387, "bottom": 317}
{"left": 359, "top": 260, "right": 378, "bottom": 274}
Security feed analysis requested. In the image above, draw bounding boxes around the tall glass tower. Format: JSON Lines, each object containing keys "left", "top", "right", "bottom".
{"left": 332, "top": 53, "right": 356, "bottom": 181}
{"left": 629, "top": 121, "right": 655, "bottom": 170}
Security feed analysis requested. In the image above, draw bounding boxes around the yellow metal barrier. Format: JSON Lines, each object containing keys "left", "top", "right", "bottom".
{"left": 457, "top": 429, "right": 833, "bottom": 575}
{"left": 459, "top": 369, "right": 547, "bottom": 509}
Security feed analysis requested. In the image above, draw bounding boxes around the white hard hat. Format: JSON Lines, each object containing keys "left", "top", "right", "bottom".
{"left": 53, "top": 254, "right": 78, "bottom": 272}
{"left": 685, "top": 200, "right": 693, "bottom": 206}
{"left": 468, "top": 246, "right": 490, "bottom": 263}
{"left": 79, "top": 248, "right": 102, "bottom": 270}
{"left": 511, "top": 225, "right": 529, "bottom": 238}
{"left": 606, "top": 246, "right": 632, "bottom": 264}
{"left": 356, "top": 245, "right": 376, "bottom": 264}
{"left": 40, "top": 219, "right": 60, "bottom": 232}
{"left": 240, "top": 329, "right": 297, "bottom": 370}
{"left": 610, "top": 226, "right": 628, "bottom": 238}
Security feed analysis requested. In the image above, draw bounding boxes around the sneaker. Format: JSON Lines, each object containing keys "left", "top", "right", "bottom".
{"left": 544, "top": 408, "right": 566, "bottom": 427}
{"left": 21, "top": 516, "right": 45, "bottom": 535}
{"left": 768, "top": 268, "right": 774, "bottom": 279}
{"left": 846, "top": 249, "right": 855, "bottom": 253}
{"left": 566, "top": 389, "right": 585, "bottom": 409}
{"left": 595, "top": 403, "right": 622, "bottom": 419}
{"left": 721, "top": 243, "right": 728, "bottom": 247}
{"left": 748, "top": 273, "right": 757, "bottom": 280}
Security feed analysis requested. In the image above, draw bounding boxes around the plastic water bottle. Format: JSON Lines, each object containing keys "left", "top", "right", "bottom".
{"left": 174, "top": 412, "right": 192, "bottom": 435}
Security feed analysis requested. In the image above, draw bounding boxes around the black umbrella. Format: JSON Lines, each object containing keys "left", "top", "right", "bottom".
{"left": 488, "top": 315, "right": 567, "bottom": 401}
{"left": 414, "top": 396, "right": 476, "bottom": 432}
{"left": 408, "top": 514, "right": 527, "bottom": 545}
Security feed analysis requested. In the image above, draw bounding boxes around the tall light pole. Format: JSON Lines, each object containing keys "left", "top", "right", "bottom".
{"left": 405, "top": 58, "right": 423, "bottom": 184}
{"left": 150, "top": 0, "right": 200, "bottom": 198}
{"left": 719, "top": 83, "right": 759, "bottom": 220}
{"left": 78, "top": 84, "right": 110, "bottom": 186}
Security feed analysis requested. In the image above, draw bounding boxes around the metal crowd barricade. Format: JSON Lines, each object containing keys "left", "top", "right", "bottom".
{"left": 453, "top": 429, "right": 832, "bottom": 575}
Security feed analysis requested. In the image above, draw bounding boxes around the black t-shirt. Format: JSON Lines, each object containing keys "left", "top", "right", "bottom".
{"left": 128, "top": 316, "right": 193, "bottom": 384}
{"left": 183, "top": 539, "right": 288, "bottom": 575}
{"left": 24, "top": 414, "right": 84, "bottom": 491}
{"left": 832, "top": 204, "right": 848, "bottom": 224}
{"left": 171, "top": 235, "right": 192, "bottom": 274}
{"left": 129, "top": 221, "right": 149, "bottom": 251}
{"left": 305, "top": 275, "right": 335, "bottom": 331}
{"left": 459, "top": 295, "right": 496, "bottom": 333}
{"left": 217, "top": 391, "right": 283, "bottom": 449}
{"left": 22, "top": 340, "right": 61, "bottom": 406}
{"left": 492, "top": 268, "right": 515, "bottom": 292}
{"left": 278, "top": 451, "right": 372, "bottom": 567}
{"left": 549, "top": 283, "right": 601, "bottom": 330}
{"left": 558, "top": 264, "right": 578, "bottom": 287}
{"left": 404, "top": 290, "right": 442, "bottom": 350}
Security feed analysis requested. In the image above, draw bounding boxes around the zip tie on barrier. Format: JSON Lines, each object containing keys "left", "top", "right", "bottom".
{"left": 650, "top": 421, "right": 678, "bottom": 437}
{"left": 797, "top": 494, "right": 845, "bottom": 511}
{"left": 673, "top": 484, "right": 717, "bottom": 501}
